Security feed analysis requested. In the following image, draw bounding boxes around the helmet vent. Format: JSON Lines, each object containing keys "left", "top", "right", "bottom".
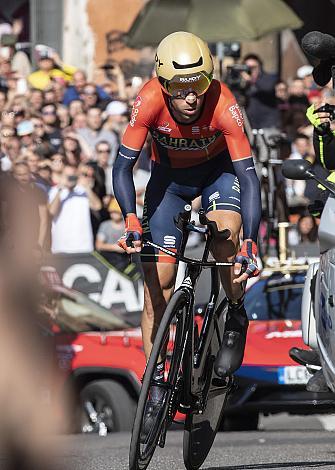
{"left": 172, "top": 57, "right": 203, "bottom": 69}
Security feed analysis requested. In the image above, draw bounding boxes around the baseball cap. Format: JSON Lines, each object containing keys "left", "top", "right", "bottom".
{"left": 17, "top": 120, "right": 34, "bottom": 136}
{"left": 105, "top": 100, "right": 128, "bottom": 116}
{"left": 297, "top": 65, "right": 313, "bottom": 79}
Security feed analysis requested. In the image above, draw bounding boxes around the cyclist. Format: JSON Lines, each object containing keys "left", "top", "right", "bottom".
{"left": 112, "top": 32, "right": 261, "bottom": 403}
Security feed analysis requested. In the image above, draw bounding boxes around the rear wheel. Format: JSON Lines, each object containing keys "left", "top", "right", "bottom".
{"left": 129, "top": 289, "right": 191, "bottom": 470}
{"left": 183, "top": 299, "right": 232, "bottom": 470}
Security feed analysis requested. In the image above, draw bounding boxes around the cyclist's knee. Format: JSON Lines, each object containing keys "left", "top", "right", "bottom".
{"left": 142, "top": 263, "right": 176, "bottom": 315}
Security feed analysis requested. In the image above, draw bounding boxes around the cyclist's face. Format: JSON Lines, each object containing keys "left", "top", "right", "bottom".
{"left": 170, "top": 92, "right": 204, "bottom": 122}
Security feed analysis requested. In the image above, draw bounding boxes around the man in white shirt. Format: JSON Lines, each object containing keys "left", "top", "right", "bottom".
{"left": 48, "top": 165, "right": 101, "bottom": 253}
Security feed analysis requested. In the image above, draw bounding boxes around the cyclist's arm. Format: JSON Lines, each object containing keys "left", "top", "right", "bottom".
{"left": 220, "top": 97, "right": 261, "bottom": 242}
{"left": 112, "top": 145, "right": 142, "bottom": 217}
{"left": 112, "top": 90, "right": 152, "bottom": 217}
{"left": 232, "top": 156, "right": 261, "bottom": 242}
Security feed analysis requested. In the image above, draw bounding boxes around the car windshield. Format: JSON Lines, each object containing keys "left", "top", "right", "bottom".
{"left": 244, "top": 273, "right": 305, "bottom": 321}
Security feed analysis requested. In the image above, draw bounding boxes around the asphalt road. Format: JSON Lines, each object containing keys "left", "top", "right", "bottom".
{"left": 21, "top": 414, "right": 335, "bottom": 470}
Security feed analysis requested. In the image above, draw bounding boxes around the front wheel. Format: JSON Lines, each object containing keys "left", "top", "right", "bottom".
{"left": 183, "top": 299, "right": 232, "bottom": 470}
{"left": 129, "top": 288, "right": 191, "bottom": 470}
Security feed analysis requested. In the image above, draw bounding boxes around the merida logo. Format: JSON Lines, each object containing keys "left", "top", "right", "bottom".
{"left": 179, "top": 75, "right": 201, "bottom": 83}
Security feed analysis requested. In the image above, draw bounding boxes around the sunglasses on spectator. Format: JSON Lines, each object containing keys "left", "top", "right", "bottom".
{"left": 97, "top": 148, "right": 110, "bottom": 153}
{"left": 42, "top": 110, "right": 56, "bottom": 115}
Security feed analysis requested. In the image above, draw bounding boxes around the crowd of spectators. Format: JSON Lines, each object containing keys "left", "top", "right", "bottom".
{"left": 0, "top": 42, "right": 151, "bottom": 264}
{"left": 0, "top": 38, "right": 330, "bottom": 263}
{"left": 236, "top": 53, "right": 334, "bottom": 253}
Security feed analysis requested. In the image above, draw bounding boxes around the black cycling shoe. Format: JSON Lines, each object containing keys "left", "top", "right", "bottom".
{"left": 214, "top": 300, "right": 249, "bottom": 378}
{"left": 289, "top": 347, "right": 321, "bottom": 367}
{"left": 289, "top": 348, "right": 321, "bottom": 367}
{"left": 140, "top": 386, "right": 165, "bottom": 444}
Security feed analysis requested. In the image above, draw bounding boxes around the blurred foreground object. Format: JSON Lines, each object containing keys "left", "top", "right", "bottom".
{"left": 126, "top": 0, "right": 303, "bottom": 47}
{"left": 0, "top": 205, "right": 67, "bottom": 468}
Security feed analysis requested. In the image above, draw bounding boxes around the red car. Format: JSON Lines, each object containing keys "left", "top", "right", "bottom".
{"left": 42, "top": 267, "right": 335, "bottom": 434}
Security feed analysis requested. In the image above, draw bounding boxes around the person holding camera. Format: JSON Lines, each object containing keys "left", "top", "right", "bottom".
{"left": 241, "top": 53, "right": 280, "bottom": 130}
{"left": 48, "top": 164, "right": 101, "bottom": 254}
{"left": 306, "top": 103, "right": 335, "bottom": 172}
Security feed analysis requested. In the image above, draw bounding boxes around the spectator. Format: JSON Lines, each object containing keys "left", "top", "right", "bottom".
{"left": 50, "top": 153, "right": 65, "bottom": 185}
{"left": 95, "top": 197, "right": 127, "bottom": 267}
{"left": 288, "top": 213, "right": 319, "bottom": 257}
{"left": 31, "top": 115, "right": 45, "bottom": 140}
{"left": 104, "top": 100, "right": 129, "bottom": 136}
{"left": 80, "top": 83, "right": 111, "bottom": 111}
{"left": 296, "top": 65, "right": 314, "bottom": 94}
{"left": 28, "top": 46, "right": 77, "bottom": 91}
{"left": 242, "top": 53, "right": 279, "bottom": 129}
{"left": 2, "top": 161, "right": 48, "bottom": 254}
{"left": 41, "top": 103, "right": 62, "bottom": 152}
{"left": 17, "top": 119, "right": 35, "bottom": 152}
{"left": 288, "top": 77, "right": 310, "bottom": 111}
{"left": 89, "top": 140, "right": 111, "bottom": 197}
{"left": 285, "top": 134, "right": 313, "bottom": 208}
{"left": 57, "top": 104, "right": 70, "bottom": 129}
{"left": 76, "top": 107, "right": 118, "bottom": 163}
{"left": 68, "top": 99, "right": 84, "bottom": 120}
{"left": 48, "top": 165, "right": 101, "bottom": 253}
{"left": 29, "top": 88, "right": 43, "bottom": 112}
{"left": 72, "top": 112, "right": 87, "bottom": 130}
{"left": 36, "top": 159, "right": 53, "bottom": 194}
{"left": 59, "top": 131, "right": 83, "bottom": 167}
{"left": 0, "top": 135, "right": 21, "bottom": 171}
{"left": 62, "top": 69, "right": 110, "bottom": 106}
{"left": 0, "top": 89, "right": 7, "bottom": 113}
{"left": 43, "top": 87, "right": 57, "bottom": 105}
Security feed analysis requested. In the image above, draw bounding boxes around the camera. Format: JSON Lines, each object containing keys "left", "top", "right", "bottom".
{"left": 224, "top": 64, "right": 251, "bottom": 92}
{"left": 316, "top": 103, "right": 335, "bottom": 120}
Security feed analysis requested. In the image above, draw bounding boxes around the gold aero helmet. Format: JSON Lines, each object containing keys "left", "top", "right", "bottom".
{"left": 155, "top": 31, "right": 213, "bottom": 98}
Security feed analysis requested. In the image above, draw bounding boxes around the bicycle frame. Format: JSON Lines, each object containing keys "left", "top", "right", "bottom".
{"left": 144, "top": 208, "right": 233, "bottom": 415}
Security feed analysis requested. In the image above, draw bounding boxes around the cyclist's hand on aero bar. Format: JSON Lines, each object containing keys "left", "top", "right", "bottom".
{"left": 118, "top": 214, "right": 143, "bottom": 254}
{"left": 233, "top": 239, "right": 260, "bottom": 284}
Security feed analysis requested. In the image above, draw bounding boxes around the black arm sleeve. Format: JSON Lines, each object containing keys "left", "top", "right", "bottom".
{"left": 313, "top": 129, "right": 335, "bottom": 170}
{"left": 232, "top": 157, "right": 262, "bottom": 242}
{"left": 112, "top": 145, "right": 141, "bottom": 217}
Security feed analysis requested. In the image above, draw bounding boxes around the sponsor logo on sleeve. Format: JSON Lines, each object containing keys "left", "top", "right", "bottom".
{"left": 229, "top": 103, "right": 244, "bottom": 128}
{"left": 130, "top": 95, "right": 142, "bottom": 127}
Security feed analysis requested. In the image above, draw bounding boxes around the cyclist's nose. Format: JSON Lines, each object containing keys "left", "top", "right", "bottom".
{"left": 185, "top": 93, "right": 197, "bottom": 104}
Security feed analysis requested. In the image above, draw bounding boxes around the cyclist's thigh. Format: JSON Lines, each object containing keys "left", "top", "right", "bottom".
{"left": 201, "top": 171, "right": 242, "bottom": 258}
{"left": 141, "top": 170, "right": 198, "bottom": 265}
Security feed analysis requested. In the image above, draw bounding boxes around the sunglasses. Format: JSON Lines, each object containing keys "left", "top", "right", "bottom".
{"left": 42, "top": 110, "right": 56, "bottom": 115}
{"left": 97, "top": 149, "right": 110, "bottom": 153}
{"left": 160, "top": 71, "right": 212, "bottom": 98}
